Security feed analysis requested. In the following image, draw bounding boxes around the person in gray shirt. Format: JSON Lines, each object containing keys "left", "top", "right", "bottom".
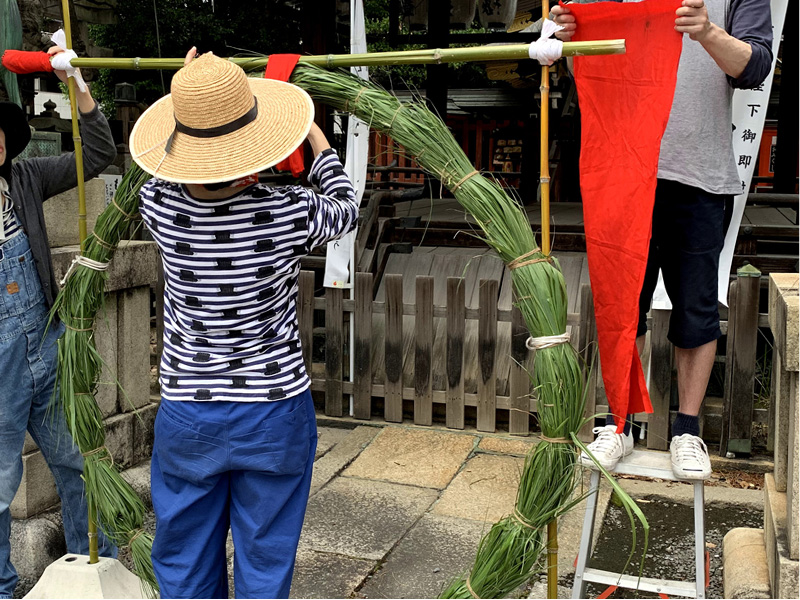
{"left": 0, "top": 46, "right": 116, "bottom": 598}
{"left": 552, "top": 0, "right": 773, "bottom": 479}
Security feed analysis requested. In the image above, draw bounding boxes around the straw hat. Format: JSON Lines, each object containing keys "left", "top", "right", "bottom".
{"left": 130, "top": 53, "right": 314, "bottom": 184}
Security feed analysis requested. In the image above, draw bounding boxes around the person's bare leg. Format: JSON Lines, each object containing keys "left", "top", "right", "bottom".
{"left": 674, "top": 340, "right": 717, "bottom": 417}
{"left": 636, "top": 334, "right": 646, "bottom": 357}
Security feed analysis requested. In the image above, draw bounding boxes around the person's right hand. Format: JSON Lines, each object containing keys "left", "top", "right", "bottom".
{"left": 551, "top": 4, "right": 577, "bottom": 41}
{"left": 183, "top": 46, "right": 198, "bottom": 67}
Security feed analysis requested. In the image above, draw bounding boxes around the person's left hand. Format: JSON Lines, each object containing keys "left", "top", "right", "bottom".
{"left": 675, "top": 0, "right": 713, "bottom": 41}
{"left": 47, "top": 45, "right": 78, "bottom": 84}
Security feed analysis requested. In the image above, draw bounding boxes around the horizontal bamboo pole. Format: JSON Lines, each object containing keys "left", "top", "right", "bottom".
{"left": 69, "top": 40, "right": 625, "bottom": 71}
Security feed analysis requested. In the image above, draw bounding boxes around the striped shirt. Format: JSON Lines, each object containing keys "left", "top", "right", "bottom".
{"left": 139, "top": 149, "right": 358, "bottom": 402}
{"left": 0, "top": 177, "right": 23, "bottom": 244}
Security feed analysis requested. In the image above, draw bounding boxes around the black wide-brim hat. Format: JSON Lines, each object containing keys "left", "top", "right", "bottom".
{"left": 0, "top": 101, "right": 32, "bottom": 162}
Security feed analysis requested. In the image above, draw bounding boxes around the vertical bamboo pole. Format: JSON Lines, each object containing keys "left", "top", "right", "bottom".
{"left": 541, "top": 2, "right": 558, "bottom": 597}
{"left": 60, "top": 0, "right": 96, "bottom": 564}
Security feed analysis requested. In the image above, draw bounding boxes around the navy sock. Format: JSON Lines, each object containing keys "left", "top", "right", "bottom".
{"left": 672, "top": 412, "right": 700, "bottom": 437}
{"left": 605, "top": 413, "right": 633, "bottom": 436}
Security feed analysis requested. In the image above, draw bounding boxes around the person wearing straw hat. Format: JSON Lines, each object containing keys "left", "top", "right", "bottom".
{"left": 553, "top": 0, "right": 772, "bottom": 479}
{"left": 0, "top": 47, "right": 117, "bottom": 599}
{"left": 130, "top": 50, "right": 358, "bottom": 599}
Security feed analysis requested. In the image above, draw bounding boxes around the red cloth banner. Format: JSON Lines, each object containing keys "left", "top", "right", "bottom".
{"left": 264, "top": 54, "right": 305, "bottom": 178}
{"left": 567, "top": 0, "right": 683, "bottom": 430}
{"left": 1, "top": 50, "right": 54, "bottom": 74}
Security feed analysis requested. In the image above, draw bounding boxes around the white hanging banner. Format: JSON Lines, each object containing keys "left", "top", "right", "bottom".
{"left": 653, "top": 0, "right": 788, "bottom": 310}
{"left": 323, "top": 0, "right": 369, "bottom": 289}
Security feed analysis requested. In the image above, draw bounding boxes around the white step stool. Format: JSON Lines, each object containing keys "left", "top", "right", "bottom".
{"left": 572, "top": 449, "right": 708, "bottom": 599}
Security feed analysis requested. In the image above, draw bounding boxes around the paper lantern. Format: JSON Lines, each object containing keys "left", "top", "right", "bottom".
{"left": 478, "top": 0, "right": 519, "bottom": 30}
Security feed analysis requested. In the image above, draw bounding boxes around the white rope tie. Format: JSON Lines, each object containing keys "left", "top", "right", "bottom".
{"left": 527, "top": 19, "right": 564, "bottom": 66}
{"left": 60, "top": 255, "right": 109, "bottom": 286}
{"left": 50, "top": 29, "right": 88, "bottom": 92}
{"left": 526, "top": 332, "right": 570, "bottom": 350}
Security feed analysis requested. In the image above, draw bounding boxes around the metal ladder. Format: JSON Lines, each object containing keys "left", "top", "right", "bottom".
{"left": 571, "top": 449, "right": 708, "bottom": 599}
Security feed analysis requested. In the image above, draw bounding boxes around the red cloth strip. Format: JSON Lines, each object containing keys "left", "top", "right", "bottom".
{"left": 1, "top": 50, "right": 54, "bottom": 74}
{"left": 567, "top": 0, "right": 683, "bottom": 430}
{"left": 264, "top": 54, "right": 305, "bottom": 178}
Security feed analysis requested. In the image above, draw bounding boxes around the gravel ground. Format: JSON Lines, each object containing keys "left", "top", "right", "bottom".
{"left": 557, "top": 498, "right": 762, "bottom": 599}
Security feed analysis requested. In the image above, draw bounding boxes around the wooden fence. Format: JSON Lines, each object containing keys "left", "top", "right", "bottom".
{"left": 299, "top": 266, "right": 771, "bottom": 452}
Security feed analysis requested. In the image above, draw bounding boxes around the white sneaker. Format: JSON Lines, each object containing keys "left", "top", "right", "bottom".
{"left": 670, "top": 434, "right": 712, "bottom": 480}
{"left": 579, "top": 425, "right": 634, "bottom": 470}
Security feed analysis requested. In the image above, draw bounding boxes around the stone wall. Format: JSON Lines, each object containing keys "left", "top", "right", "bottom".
{"left": 10, "top": 181, "right": 158, "bottom": 581}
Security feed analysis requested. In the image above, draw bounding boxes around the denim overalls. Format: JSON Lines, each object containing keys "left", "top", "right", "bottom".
{"left": 0, "top": 232, "right": 112, "bottom": 598}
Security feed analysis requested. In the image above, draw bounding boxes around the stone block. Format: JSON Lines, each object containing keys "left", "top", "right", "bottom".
{"left": 773, "top": 349, "right": 792, "bottom": 492}
{"left": 51, "top": 241, "right": 158, "bottom": 293}
{"left": 9, "top": 516, "right": 66, "bottom": 581}
{"left": 787, "top": 371, "right": 799, "bottom": 560}
{"left": 300, "top": 477, "right": 438, "bottom": 560}
{"left": 310, "top": 426, "right": 379, "bottom": 497}
{"left": 25, "top": 554, "right": 147, "bottom": 599}
{"left": 290, "top": 549, "right": 374, "bottom": 599}
{"left": 104, "top": 412, "right": 134, "bottom": 470}
{"left": 131, "top": 402, "right": 159, "bottom": 466}
{"left": 94, "top": 293, "right": 119, "bottom": 418}
{"left": 768, "top": 273, "right": 799, "bottom": 372}
{"left": 342, "top": 427, "right": 475, "bottom": 489}
{"left": 117, "top": 287, "right": 151, "bottom": 412}
{"left": 43, "top": 178, "right": 106, "bottom": 248}
{"left": 722, "top": 528, "right": 771, "bottom": 598}
{"left": 433, "top": 454, "right": 524, "bottom": 523}
{"left": 10, "top": 451, "right": 59, "bottom": 519}
{"left": 764, "top": 474, "right": 799, "bottom": 598}
{"left": 359, "top": 514, "right": 487, "bottom": 599}
{"left": 121, "top": 461, "right": 152, "bottom": 509}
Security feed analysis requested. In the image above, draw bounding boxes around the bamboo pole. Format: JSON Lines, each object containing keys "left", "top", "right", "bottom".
{"left": 541, "top": 3, "right": 557, "bottom": 598}
{"left": 60, "top": 0, "right": 97, "bottom": 565}
{"left": 67, "top": 39, "right": 625, "bottom": 71}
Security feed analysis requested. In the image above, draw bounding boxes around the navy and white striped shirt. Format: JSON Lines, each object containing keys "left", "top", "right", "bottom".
{"left": 1, "top": 178, "right": 23, "bottom": 244}
{"left": 140, "top": 149, "right": 358, "bottom": 402}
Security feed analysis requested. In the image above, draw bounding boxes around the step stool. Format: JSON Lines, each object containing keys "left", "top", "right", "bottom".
{"left": 572, "top": 449, "right": 708, "bottom": 599}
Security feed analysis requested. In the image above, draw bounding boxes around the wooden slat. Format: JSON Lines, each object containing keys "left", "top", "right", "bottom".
{"left": 325, "top": 287, "right": 344, "bottom": 417}
{"left": 577, "top": 284, "right": 597, "bottom": 442}
{"left": 509, "top": 305, "right": 530, "bottom": 435}
{"left": 647, "top": 309, "right": 673, "bottom": 450}
{"left": 309, "top": 379, "right": 536, "bottom": 411}
{"left": 414, "top": 276, "right": 434, "bottom": 426}
{"left": 720, "top": 267, "right": 761, "bottom": 455}
{"left": 353, "top": 273, "right": 373, "bottom": 420}
{"left": 298, "top": 270, "right": 315, "bottom": 376}
{"left": 446, "top": 277, "right": 466, "bottom": 429}
{"left": 477, "top": 279, "right": 498, "bottom": 432}
{"left": 384, "top": 274, "right": 404, "bottom": 423}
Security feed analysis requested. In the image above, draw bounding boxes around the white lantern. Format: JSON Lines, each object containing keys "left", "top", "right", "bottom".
{"left": 477, "top": 0, "right": 519, "bottom": 31}
{"left": 450, "top": 0, "right": 477, "bottom": 30}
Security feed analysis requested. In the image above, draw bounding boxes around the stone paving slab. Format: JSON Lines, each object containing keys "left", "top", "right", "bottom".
{"left": 433, "top": 454, "right": 525, "bottom": 523}
{"left": 478, "top": 437, "right": 537, "bottom": 457}
{"left": 300, "top": 477, "right": 439, "bottom": 560}
{"left": 316, "top": 426, "right": 355, "bottom": 460}
{"left": 343, "top": 427, "right": 476, "bottom": 490}
{"left": 618, "top": 478, "right": 763, "bottom": 508}
{"left": 360, "top": 514, "right": 488, "bottom": 599}
{"left": 291, "top": 549, "right": 375, "bottom": 599}
{"left": 311, "top": 426, "right": 380, "bottom": 497}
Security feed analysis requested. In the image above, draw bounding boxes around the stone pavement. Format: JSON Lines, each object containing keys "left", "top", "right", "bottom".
{"left": 287, "top": 422, "right": 606, "bottom": 600}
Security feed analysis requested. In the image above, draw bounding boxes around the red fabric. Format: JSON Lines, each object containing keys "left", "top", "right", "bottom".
{"left": 567, "top": 0, "right": 683, "bottom": 431}
{"left": 1, "top": 50, "right": 54, "bottom": 74}
{"left": 264, "top": 54, "right": 305, "bottom": 178}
